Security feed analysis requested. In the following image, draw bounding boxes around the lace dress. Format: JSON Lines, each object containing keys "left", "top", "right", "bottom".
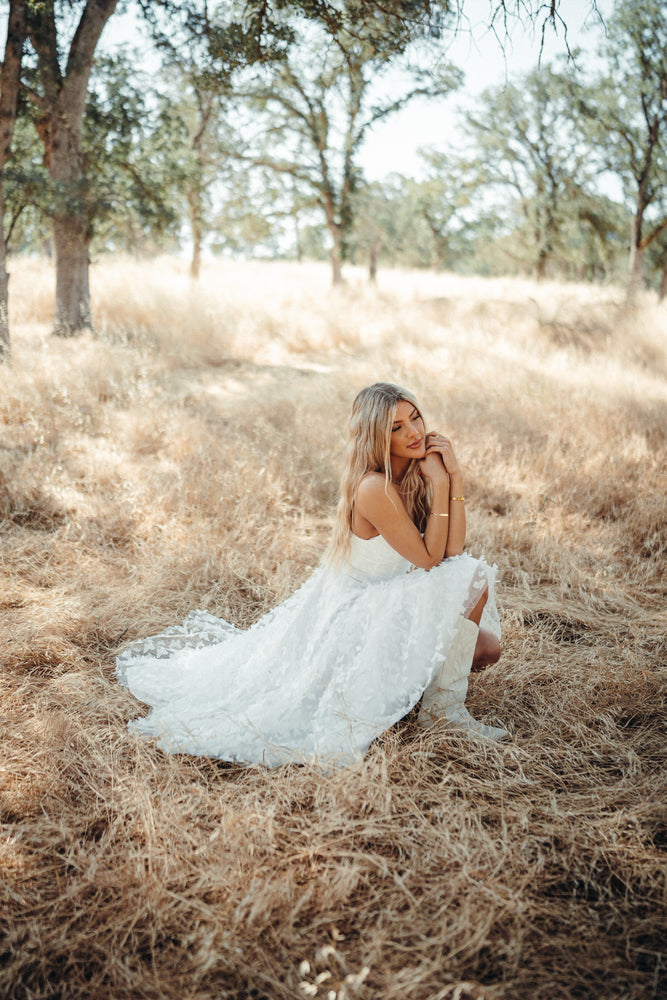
{"left": 117, "top": 535, "right": 500, "bottom": 767}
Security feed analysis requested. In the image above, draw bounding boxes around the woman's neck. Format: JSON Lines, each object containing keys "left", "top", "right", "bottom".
{"left": 390, "top": 458, "right": 410, "bottom": 484}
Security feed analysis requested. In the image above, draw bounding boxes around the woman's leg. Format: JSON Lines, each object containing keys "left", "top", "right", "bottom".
{"left": 418, "top": 582, "right": 507, "bottom": 739}
{"left": 465, "top": 586, "right": 501, "bottom": 671}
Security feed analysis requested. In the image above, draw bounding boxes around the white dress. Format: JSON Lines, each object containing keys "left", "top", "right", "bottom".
{"left": 117, "top": 535, "right": 500, "bottom": 767}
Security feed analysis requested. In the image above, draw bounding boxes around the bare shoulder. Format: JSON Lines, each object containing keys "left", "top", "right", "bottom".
{"left": 355, "top": 472, "right": 399, "bottom": 515}
{"left": 357, "top": 471, "right": 386, "bottom": 493}
{"left": 356, "top": 471, "right": 395, "bottom": 502}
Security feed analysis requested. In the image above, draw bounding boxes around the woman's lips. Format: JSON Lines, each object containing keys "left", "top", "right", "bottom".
{"left": 408, "top": 439, "right": 423, "bottom": 449}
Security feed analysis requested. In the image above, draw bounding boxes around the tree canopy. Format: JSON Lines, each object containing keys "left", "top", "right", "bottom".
{"left": 4, "top": 0, "right": 666, "bottom": 353}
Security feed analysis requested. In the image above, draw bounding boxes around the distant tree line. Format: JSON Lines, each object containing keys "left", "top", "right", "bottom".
{"left": 0, "top": 0, "right": 664, "bottom": 356}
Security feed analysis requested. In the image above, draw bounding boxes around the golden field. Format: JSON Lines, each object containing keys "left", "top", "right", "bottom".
{"left": 1, "top": 256, "right": 665, "bottom": 1000}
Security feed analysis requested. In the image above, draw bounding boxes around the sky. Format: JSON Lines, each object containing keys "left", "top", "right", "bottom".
{"left": 361, "top": 0, "right": 612, "bottom": 180}
{"left": 102, "top": 0, "right": 613, "bottom": 184}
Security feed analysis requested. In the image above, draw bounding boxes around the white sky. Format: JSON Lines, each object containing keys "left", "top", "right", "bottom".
{"left": 361, "top": 0, "right": 611, "bottom": 179}
{"left": 102, "top": 0, "right": 613, "bottom": 183}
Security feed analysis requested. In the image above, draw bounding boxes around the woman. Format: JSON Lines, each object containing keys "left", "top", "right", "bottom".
{"left": 117, "top": 382, "right": 507, "bottom": 767}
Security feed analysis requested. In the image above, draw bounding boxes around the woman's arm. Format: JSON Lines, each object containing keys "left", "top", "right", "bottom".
{"left": 423, "top": 432, "right": 466, "bottom": 556}
{"left": 445, "top": 469, "right": 466, "bottom": 556}
{"left": 355, "top": 455, "right": 452, "bottom": 570}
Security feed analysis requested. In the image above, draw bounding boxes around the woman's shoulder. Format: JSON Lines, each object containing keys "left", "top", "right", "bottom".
{"left": 356, "top": 471, "right": 394, "bottom": 500}
{"left": 355, "top": 472, "right": 402, "bottom": 519}
{"left": 357, "top": 471, "right": 395, "bottom": 493}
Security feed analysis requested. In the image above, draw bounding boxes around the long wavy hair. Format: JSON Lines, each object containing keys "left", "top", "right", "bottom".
{"left": 325, "top": 382, "right": 431, "bottom": 566}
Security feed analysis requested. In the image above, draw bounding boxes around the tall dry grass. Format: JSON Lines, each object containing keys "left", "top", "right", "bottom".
{"left": 1, "top": 256, "right": 665, "bottom": 1000}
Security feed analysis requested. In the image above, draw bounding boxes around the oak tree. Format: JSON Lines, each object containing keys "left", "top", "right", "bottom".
{"left": 0, "top": 0, "right": 26, "bottom": 355}
{"left": 577, "top": 0, "right": 667, "bottom": 295}
{"left": 225, "top": 5, "right": 461, "bottom": 283}
{"left": 24, "top": 0, "right": 119, "bottom": 335}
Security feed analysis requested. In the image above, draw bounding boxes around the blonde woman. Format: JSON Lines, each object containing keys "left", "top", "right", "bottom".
{"left": 118, "top": 382, "right": 507, "bottom": 766}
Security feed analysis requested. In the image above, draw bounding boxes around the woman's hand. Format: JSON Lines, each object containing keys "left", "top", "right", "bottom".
{"left": 424, "top": 431, "right": 465, "bottom": 557}
{"left": 418, "top": 449, "right": 449, "bottom": 485}
{"left": 424, "top": 431, "right": 460, "bottom": 477}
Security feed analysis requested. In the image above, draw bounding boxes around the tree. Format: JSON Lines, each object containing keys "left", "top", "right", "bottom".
{"left": 410, "top": 150, "right": 485, "bottom": 270}
{"left": 0, "top": 0, "right": 26, "bottom": 356}
{"left": 654, "top": 237, "right": 667, "bottom": 299}
{"left": 0, "top": 93, "right": 51, "bottom": 254}
{"left": 348, "top": 168, "right": 481, "bottom": 276}
{"left": 141, "top": 3, "right": 233, "bottom": 278}
{"left": 220, "top": 5, "right": 461, "bottom": 284}
{"left": 0, "top": 0, "right": 601, "bottom": 338}
{"left": 82, "top": 51, "right": 182, "bottom": 255}
{"left": 24, "top": 0, "right": 119, "bottom": 335}
{"left": 182, "top": 75, "right": 222, "bottom": 278}
{"left": 466, "top": 62, "right": 599, "bottom": 279}
{"left": 4, "top": 48, "right": 182, "bottom": 260}
{"left": 224, "top": 1, "right": 602, "bottom": 59}
{"left": 577, "top": 0, "right": 667, "bottom": 295}
{"left": 131, "top": 0, "right": 605, "bottom": 280}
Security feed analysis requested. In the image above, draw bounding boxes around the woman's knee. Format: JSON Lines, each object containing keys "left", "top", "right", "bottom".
{"left": 472, "top": 628, "right": 501, "bottom": 670}
{"left": 485, "top": 632, "right": 501, "bottom": 664}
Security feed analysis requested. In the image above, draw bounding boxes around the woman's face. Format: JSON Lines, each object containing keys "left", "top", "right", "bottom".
{"left": 389, "top": 400, "right": 425, "bottom": 460}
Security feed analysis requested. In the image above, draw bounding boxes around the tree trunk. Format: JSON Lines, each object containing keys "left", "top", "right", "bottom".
{"left": 190, "top": 237, "right": 201, "bottom": 280}
{"left": 29, "top": 0, "right": 118, "bottom": 335}
{"left": 368, "top": 235, "right": 380, "bottom": 283}
{"left": 330, "top": 245, "right": 343, "bottom": 284}
{"left": 0, "top": 170, "right": 10, "bottom": 357}
{"left": 53, "top": 218, "right": 91, "bottom": 334}
{"left": 294, "top": 214, "right": 302, "bottom": 263}
{"left": 50, "top": 117, "right": 93, "bottom": 335}
{"left": 627, "top": 221, "right": 645, "bottom": 302}
{"left": 329, "top": 225, "right": 344, "bottom": 285}
{"left": 626, "top": 184, "right": 649, "bottom": 300}
{"left": 188, "top": 189, "right": 202, "bottom": 280}
{"left": 535, "top": 246, "right": 548, "bottom": 280}
{"left": 0, "top": 230, "right": 9, "bottom": 357}
{"left": 322, "top": 192, "right": 345, "bottom": 285}
{"left": 659, "top": 259, "right": 667, "bottom": 302}
{"left": 0, "top": 0, "right": 27, "bottom": 357}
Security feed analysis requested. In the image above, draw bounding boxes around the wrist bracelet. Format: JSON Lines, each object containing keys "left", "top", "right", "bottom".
{"left": 450, "top": 496, "right": 465, "bottom": 502}
{"left": 430, "top": 511, "right": 449, "bottom": 517}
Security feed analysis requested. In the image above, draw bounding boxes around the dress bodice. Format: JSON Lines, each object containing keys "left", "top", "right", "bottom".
{"left": 347, "top": 533, "right": 411, "bottom": 583}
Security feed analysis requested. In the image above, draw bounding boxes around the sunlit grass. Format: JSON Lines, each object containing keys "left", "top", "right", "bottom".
{"left": 1, "top": 255, "right": 665, "bottom": 1000}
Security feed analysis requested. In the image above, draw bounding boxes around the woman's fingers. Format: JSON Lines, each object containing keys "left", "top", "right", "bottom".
{"left": 424, "top": 433, "right": 460, "bottom": 476}
{"left": 426, "top": 432, "right": 451, "bottom": 450}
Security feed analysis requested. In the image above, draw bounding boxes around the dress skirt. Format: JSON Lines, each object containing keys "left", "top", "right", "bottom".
{"left": 117, "top": 535, "right": 500, "bottom": 767}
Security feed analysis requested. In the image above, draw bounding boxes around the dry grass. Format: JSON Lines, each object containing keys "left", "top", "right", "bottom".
{"left": 1, "top": 256, "right": 665, "bottom": 1000}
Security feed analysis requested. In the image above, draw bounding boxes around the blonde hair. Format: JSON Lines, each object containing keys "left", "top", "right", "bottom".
{"left": 325, "top": 382, "right": 431, "bottom": 566}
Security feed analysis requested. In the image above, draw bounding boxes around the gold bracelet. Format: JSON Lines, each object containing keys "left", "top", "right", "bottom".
{"left": 430, "top": 511, "right": 449, "bottom": 517}
{"left": 450, "top": 496, "right": 465, "bottom": 502}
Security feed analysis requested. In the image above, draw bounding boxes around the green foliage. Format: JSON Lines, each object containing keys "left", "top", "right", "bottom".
{"left": 342, "top": 53, "right": 633, "bottom": 281}
{"left": 348, "top": 169, "right": 507, "bottom": 275}
{"left": 349, "top": 172, "right": 474, "bottom": 271}
{"left": 209, "top": 166, "right": 297, "bottom": 257}
{"left": 6, "top": 0, "right": 656, "bottom": 283}
{"left": 221, "top": 3, "right": 461, "bottom": 279}
{"left": 460, "top": 61, "right": 628, "bottom": 280}
{"left": 1, "top": 93, "right": 50, "bottom": 252}
{"left": 575, "top": 0, "right": 667, "bottom": 288}
{"left": 7, "top": 40, "right": 183, "bottom": 256}
{"left": 83, "top": 51, "right": 183, "bottom": 253}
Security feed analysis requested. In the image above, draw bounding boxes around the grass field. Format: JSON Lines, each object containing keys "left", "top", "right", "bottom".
{"left": 1, "top": 256, "right": 665, "bottom": 1000}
